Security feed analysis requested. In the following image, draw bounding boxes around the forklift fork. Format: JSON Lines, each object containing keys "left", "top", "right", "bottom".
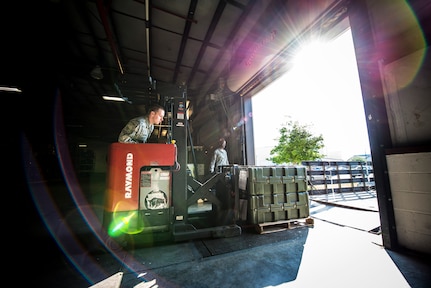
{"left": 186, "top": 173, "right": 223, "bottom": 208}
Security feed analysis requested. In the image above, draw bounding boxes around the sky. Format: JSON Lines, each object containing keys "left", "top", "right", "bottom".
{"left": 252, "top": 29, "right": 371, "bottom": 164}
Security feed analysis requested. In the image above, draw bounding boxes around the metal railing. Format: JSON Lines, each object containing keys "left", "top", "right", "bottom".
{"left": 301, "top": 161, "right": 374, "bottom": 195}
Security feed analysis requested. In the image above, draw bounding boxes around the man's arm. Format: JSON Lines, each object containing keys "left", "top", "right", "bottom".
{"left": 118, "top": 119, "right": 139, "bottom": 143}
{"left": 209, "top": 150, "right": 217, "bottom": 173}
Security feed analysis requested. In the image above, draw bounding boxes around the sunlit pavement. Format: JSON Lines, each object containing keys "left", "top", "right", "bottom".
{"left": 309, "top": 190, "right": 381, "bottom": 233}
{"left": 280, "top": 191, "right": 410, "bottom": 288}
{"left": 279, "top": 219, "right": 411, "bottom": 288}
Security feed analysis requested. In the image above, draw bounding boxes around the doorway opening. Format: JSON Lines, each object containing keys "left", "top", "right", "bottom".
{"left": 251, "top": 27, "right": 380, "bottom": 235}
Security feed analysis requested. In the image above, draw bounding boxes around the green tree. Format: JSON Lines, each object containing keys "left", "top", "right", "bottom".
{"left": 267, "top": 121, "right": 325, "bottom": 165}
{"left": 348, "top": 155, "right": 366, "bottom": 162}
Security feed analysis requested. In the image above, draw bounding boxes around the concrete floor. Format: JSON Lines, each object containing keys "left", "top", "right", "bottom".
{"left": 27, "top": 175, "right": 430, "bottom": 288}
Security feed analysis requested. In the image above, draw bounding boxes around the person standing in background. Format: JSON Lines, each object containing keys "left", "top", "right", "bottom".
{"left": 209, "top": 137, "right": 234, "bottom": 224}
{"left": 209, "top": 137, "right": 229, "bottom": 173}
{"left": 118, "top": 104, "right": 165, "bottom": 143}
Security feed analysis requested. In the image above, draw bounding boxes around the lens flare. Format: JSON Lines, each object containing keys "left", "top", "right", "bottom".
{"left": 108, "top": 211, "right": 145, "bottom": 237}
{"left": 110, "top": 212, "right": 136, "bottom": 234}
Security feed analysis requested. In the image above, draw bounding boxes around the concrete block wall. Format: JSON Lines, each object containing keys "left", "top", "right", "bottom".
{"left": 386, "top": 152, "right": 431, "bottom": 255}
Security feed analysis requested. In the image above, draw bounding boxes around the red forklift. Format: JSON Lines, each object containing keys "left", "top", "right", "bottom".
{"left": 102, "top": 86, "right": 242, "bottom": 244}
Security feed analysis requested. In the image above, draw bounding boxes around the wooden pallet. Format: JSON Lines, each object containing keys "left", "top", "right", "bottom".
{"left": 255, "top": 217, "right": 314, "bottom": 234}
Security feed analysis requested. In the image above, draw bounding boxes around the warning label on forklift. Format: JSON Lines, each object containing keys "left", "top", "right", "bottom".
{"left": 140, "top": 168, "right": 170, "bottom": 210}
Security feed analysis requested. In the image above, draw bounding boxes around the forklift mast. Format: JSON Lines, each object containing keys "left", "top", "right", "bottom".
{"left": 164, "top": 85, "right": 242, "bottom": 241}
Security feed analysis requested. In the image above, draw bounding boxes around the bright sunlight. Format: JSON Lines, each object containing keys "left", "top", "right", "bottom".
{"left": 252, "top": 29, "right": 370, "bottom": 164}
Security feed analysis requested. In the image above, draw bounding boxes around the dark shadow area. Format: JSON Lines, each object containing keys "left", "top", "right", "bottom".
{"left": 387, "top": 249, "right": 431, "bottom": 288}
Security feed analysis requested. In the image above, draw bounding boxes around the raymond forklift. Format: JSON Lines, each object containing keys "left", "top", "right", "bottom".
{"left": 102, "top": 84, "right": 242, "bottom": 244}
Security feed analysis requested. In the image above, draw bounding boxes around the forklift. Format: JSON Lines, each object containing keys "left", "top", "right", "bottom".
{"left": 102, "top": 84, "right": 242, "bottom": 245}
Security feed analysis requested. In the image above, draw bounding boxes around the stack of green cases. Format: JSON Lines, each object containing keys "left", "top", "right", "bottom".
{"left": 247, "top": 166, "right": 309, "bottom": 224}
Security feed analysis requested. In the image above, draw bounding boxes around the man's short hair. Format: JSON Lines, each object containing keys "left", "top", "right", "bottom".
{"left": 147, "top": 103, "right": 165, "bottom": 114}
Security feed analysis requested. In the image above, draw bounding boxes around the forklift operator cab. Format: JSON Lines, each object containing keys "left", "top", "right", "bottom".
{"left": 103, "top": 143, "right": 178, "bottom": 239}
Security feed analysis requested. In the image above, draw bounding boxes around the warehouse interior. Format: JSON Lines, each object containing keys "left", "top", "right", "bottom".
{"left": 7, "top": 0, "right": 431, "bottom": 287}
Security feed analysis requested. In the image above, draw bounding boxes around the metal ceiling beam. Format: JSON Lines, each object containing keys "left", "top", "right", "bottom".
{"left": 197, "top": 1, "right": 254, "bottom": 102}
{"left": 186, "top": 0, "right": 226, "bottom": 86}
{"left": 145, "top": 0, "right": 151, "bottom": 80}
{"left": 96, "top": 0, "right": 125, "bottom": 75}
{"left": 173, "top": 0, "right": 198, "bottom": 84}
